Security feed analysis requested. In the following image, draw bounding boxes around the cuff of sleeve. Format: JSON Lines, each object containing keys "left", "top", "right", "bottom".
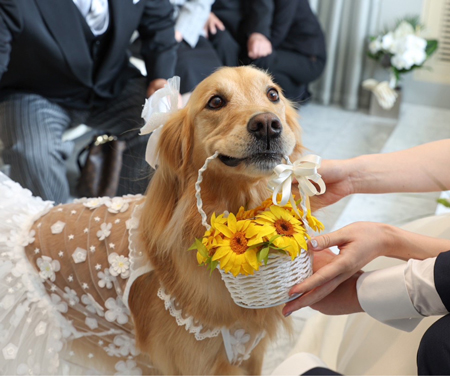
{"left": 357, "top": 264, "right": 424, "bottom": 332}
{"left": 270, "top": 352, "right": 328, "bottom": 375}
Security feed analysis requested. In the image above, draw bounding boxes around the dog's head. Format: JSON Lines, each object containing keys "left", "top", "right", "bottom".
{"left": 157, "top": 66, "right": 302, "bottom": 182}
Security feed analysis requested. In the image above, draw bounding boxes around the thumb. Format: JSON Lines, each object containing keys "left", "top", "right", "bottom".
{"left": 308, "top": 229, "right": 348, "bottom": 252}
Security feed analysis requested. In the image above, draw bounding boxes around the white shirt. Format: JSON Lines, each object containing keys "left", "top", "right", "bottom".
{"left": 72, "top": 0, "right": 110, "bottom": 36}
{"left": 357, "top": 256, "right": 448, "bottom": 331}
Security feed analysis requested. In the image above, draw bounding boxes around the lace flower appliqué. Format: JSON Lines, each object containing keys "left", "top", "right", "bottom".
{"left": 108, "top": 253, "right": 130, "bottom": 279}
{"left": 36, "top": 256, "right": 60, "bottom": 282}
{"left": 97, "top": 223, "right": 112, "bottom": 241}
{"left": 106, "top": 198, "right": 129, "bottom": 214}
{"left": 98, "top": 268, "right": 116, "bottom": 289}
{"left": 105, "top": 297, "right": 129, "bottom": 325}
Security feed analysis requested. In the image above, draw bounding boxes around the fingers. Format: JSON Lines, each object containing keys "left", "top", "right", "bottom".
{"left": 209, "top": 22, "right": 217, "bottom": 35}
{"left": 215, "top": 18, "right": 225, "bottom": 31}
{"left": 308, "top": 229, "right": 349, "bottom": 252}
{"left": 289, "top": 256, "right": 349, "bottom": 296}
{"left": 283, "top": 273, "right": 348, "bottom": 316}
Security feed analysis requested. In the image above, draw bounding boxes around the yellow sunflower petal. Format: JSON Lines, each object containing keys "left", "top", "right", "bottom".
{"left": 223, "top": 253, "right": 236, "bottom": 273}
{"left": 244, "top": 249, "right": 260, "bottom": 271}
{"left": 227, "top": 213, "right": 237, "bottom": 233}
{"left": 212, "top": 245, "right": 232, "bottom": 261}
{"left": 215, "top": 223, "right": 234, "bottom": 239}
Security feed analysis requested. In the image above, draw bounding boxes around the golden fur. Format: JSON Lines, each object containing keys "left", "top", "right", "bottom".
{"left": 130, "top": 66, "right": 303, "bottom": 374}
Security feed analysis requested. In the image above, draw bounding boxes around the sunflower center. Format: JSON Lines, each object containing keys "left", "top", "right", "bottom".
{"left": 274, "top": 219, "right": 295, "bottom": 236}
{"left": 230, "top": 232, "right": 248, "bottom": 254}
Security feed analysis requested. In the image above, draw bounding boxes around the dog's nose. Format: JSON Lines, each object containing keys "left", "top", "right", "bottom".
{"left": 247, "top": 113, "right": 282, "bottom": 141}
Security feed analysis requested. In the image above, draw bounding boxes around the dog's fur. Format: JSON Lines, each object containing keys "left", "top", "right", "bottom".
{"left": 130, "top": 66, "right": 303, "bottom": 374}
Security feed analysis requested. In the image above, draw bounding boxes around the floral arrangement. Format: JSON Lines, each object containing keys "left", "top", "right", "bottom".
{"left": 190, "top": 195, "right": 324, "bottom": 277}
{"left": 368, "top": 17, "right": 438, "bottom": 89}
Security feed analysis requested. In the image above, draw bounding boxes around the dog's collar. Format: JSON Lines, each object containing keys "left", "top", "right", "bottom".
{"left": 157, "top": 286, "right": 266, "bottom": 365}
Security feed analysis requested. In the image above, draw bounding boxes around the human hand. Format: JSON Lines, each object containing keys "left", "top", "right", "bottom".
{"left": 175, "top": 30, "right": 183, "bottom": 43}
{"left": 283, "top": 222, "right": 394, "bottom": 316}
{"left": 308, "top": 159, "right": 355, "bottom": 211}
{"left": 247, "top": 33, "right": 272, "bottom": 59}
{"left": 147, "top": 78, "right": 168, "bottom": 98}
{"left": 204, "top": 12, "right": 225, "bottom": 37}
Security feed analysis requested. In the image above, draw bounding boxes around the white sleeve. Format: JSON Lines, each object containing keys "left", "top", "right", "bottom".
{"left": 174, "top": 0, "right": 213, "bottom": 47}
{"left": 356, "top": 258, "right": 447, "bottom": 332}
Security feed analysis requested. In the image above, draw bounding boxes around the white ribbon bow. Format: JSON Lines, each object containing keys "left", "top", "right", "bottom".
{"left": 268, "top": 155, "right": 326, "bottom": 219}
{"left": 140, "top": 76, "right": 180, "bottom": 169}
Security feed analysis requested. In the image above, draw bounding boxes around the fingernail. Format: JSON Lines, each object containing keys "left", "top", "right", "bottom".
{"left": 289, "top": 292, "right": 301, "bottom": 299}
{"left": 284, "top": 311, "right": 292, "bottom": 317}
{"left": 310, "top": 239, "right": 318, "bottom": 248}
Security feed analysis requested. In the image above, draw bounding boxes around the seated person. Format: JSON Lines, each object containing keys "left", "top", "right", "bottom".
{"left": 171, "top": 0, "right": 223, "bottom": 94}
{"left": 0, "top": 0, "right": 177, "bottom": 203}
{"left": 207, "top": 0, "right": 326, "bottom": 103}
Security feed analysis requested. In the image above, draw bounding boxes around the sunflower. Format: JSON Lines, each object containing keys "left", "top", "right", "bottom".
{"left": 306, "top": 209, "right": 325, "bottom": 232}
{"left": 211, "top": 213, "right": 262, "bottom": 276}
{"left": 255, "top": 206, "right": 308, "bottom": 260}
{"left": 196, "top": 213, "right": 227, "bottom": 265}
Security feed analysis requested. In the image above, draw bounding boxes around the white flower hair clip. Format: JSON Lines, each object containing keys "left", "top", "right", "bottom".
{"left": 140, "top": 76, "right": 181, "bottom": 169}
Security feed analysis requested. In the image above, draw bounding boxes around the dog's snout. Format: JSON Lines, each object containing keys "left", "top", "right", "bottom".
{"left": 247, "top": 113, "right": 282, "bottom": 142}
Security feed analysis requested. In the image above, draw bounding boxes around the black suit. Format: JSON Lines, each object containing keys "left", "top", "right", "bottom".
{"left": 0, "top": 0, "right": 177, "bottom": 109}
{"left": 0, "top": 0, "right": 177, "bottom": 203}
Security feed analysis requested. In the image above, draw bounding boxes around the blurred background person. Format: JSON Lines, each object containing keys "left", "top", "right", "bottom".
{"left": 207, "top": 0, "right": 326, "bottom": 103}
{"left": 0, "top": 0, "right": 177, "bottom": 204}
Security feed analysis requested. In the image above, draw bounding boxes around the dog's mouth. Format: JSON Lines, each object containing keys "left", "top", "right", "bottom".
{"left": 218, "top": 153, "right": 283, "bottom": 169}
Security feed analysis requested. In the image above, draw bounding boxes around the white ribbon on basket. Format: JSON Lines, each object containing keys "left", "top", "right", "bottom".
{"left": 268, "top": 155, "right": 326, "bottom": 221}
{"left": 140, "top": 76, "right": 181, "bottom": 169}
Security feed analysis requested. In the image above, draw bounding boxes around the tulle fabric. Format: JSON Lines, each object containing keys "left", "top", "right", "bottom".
{"left": 0, "top": 173, "right": 154, "bottom": 375}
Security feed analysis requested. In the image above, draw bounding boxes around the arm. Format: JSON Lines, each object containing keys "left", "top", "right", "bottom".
{"left": 137, "top": 0, "right": 178, "bottom": 90}
{"left": 0, "top": 0, "right": 22, "bottom": 81}
{"left": 269, "top": 0, "right": 298, "bottom": 49}
{"left": 311, "top": 139, "right": 450, "bottom": 210}
{"left": 175, "top": 0, "right": 214, "bottom": 47}
{"left": 283, "top": 222, "right": 450, "bottom": 318}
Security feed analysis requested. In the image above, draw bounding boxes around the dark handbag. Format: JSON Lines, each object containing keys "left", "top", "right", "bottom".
{"left": 76, "top": 133, "right": 127, "bottom": 198}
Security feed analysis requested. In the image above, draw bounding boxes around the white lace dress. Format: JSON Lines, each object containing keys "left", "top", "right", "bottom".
{"left": 0, "top": 173, "right": 154, "bottom": 375}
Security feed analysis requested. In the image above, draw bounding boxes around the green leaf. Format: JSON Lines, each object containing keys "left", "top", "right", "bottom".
{"left": 425, "top": 40, "right": 438, "bottom": 58}
{"left": 195, "top": 238, "right": 209, "bottom": 259}
{"left": 188, "top": 242, "right": 197, "bottom": 251}
{"left": 437, "top": 198, "right": 450, "bottom": 208}
{"left": 257, "top": 247, "right": 270, "bottom": 263}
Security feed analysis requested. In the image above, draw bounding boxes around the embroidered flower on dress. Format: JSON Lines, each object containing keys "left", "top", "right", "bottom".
{"left": 72, "top": 247, "right": 87, "bottom": 264}
{"left": 50, "top": 221, "right": 66, "bottom": 234}
{"left": 36, "top": 256, "right": 60, "bottom": 282}
{"left": 108, "top": 253, "right": 130, "bottom": 279}
{"left": 2, "top": 342, "right": 18, "bottom": 360}
{"left": 106, "top": 197, "right": 129, "bottom": 214}
{"left": 16, "top": 357, "right": 40, "bottom": 375}
{"left": 50, "top": 294, "right": 68, "bottom": 313}
{"left": 83, "top": 197, "right": 106, "bottom": 210}
{"left": 229, "top": 329, "right": 251, "bottom": 360}
{"left": 81, "top": 293, "right": 105, "bottom": 317}
{"left": 97, "top": 223, "right": 112, "bottom": 241}
{"left": 105, "top": 297, "right": 129, "bottom": 325}
{"left": 63, "top": 287, "right": 79, "bottom": 306}
{"left": 104, "top": 334, "right": 139, "bottom": 358}
{"left": 98, "top": 268, "right": 116, "bottom": 289}
{"left": 114, "top": 359, "right": 142, "bottom": 376}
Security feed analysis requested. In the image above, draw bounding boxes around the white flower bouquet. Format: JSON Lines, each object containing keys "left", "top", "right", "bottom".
{"left": 368, "top": 17, "right": 438, "bottom": 89}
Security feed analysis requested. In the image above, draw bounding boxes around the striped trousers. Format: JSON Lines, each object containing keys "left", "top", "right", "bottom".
{"left": 0, "top": 77, "right": 151, "bottom": 204}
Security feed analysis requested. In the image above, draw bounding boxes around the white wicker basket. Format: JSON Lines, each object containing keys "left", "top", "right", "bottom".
{"left": 218, "top": 250, "right": 313, "bottom": 309}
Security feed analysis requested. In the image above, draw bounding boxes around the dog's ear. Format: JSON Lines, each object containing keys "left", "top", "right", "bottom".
{"left": 285, "top": 99, "right": 304, "bottom": 156}
{"left": 157, "top": 107, "right": 193, "bottom": 178}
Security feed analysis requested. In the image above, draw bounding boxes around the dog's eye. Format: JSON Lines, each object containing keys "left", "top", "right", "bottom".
{"left": 267, "top": 88, "right": 280, "bottom": 102}
{"left": 207, "top": 96, "right": 226, "bottom": 110}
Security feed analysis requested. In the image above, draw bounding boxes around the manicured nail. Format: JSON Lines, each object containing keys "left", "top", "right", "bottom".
{"left": 284, "top": 311, "right": 292, "bottom": 317}
{"left": 310, "top": 239, "right": 318, "bottom": 248}
{"left": 289, "top": 292, "right": 301, "bottom": 299}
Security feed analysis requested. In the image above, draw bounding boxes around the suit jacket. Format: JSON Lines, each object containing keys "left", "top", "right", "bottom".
{"left": 247, "top": 0, "right": 326, "bottom": 61}
{"left": 0, "top": 0, "right": 177, "bottom": 109}
{"left": 435, "top": 250, "right": 450, "bottom": 312}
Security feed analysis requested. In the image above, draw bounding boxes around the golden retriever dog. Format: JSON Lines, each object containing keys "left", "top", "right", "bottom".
{"left": 16, "top": 66, "right": 302, "bottom": 375}
{"left": 133, "top": 66, "right": 303, "bottom": 374}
